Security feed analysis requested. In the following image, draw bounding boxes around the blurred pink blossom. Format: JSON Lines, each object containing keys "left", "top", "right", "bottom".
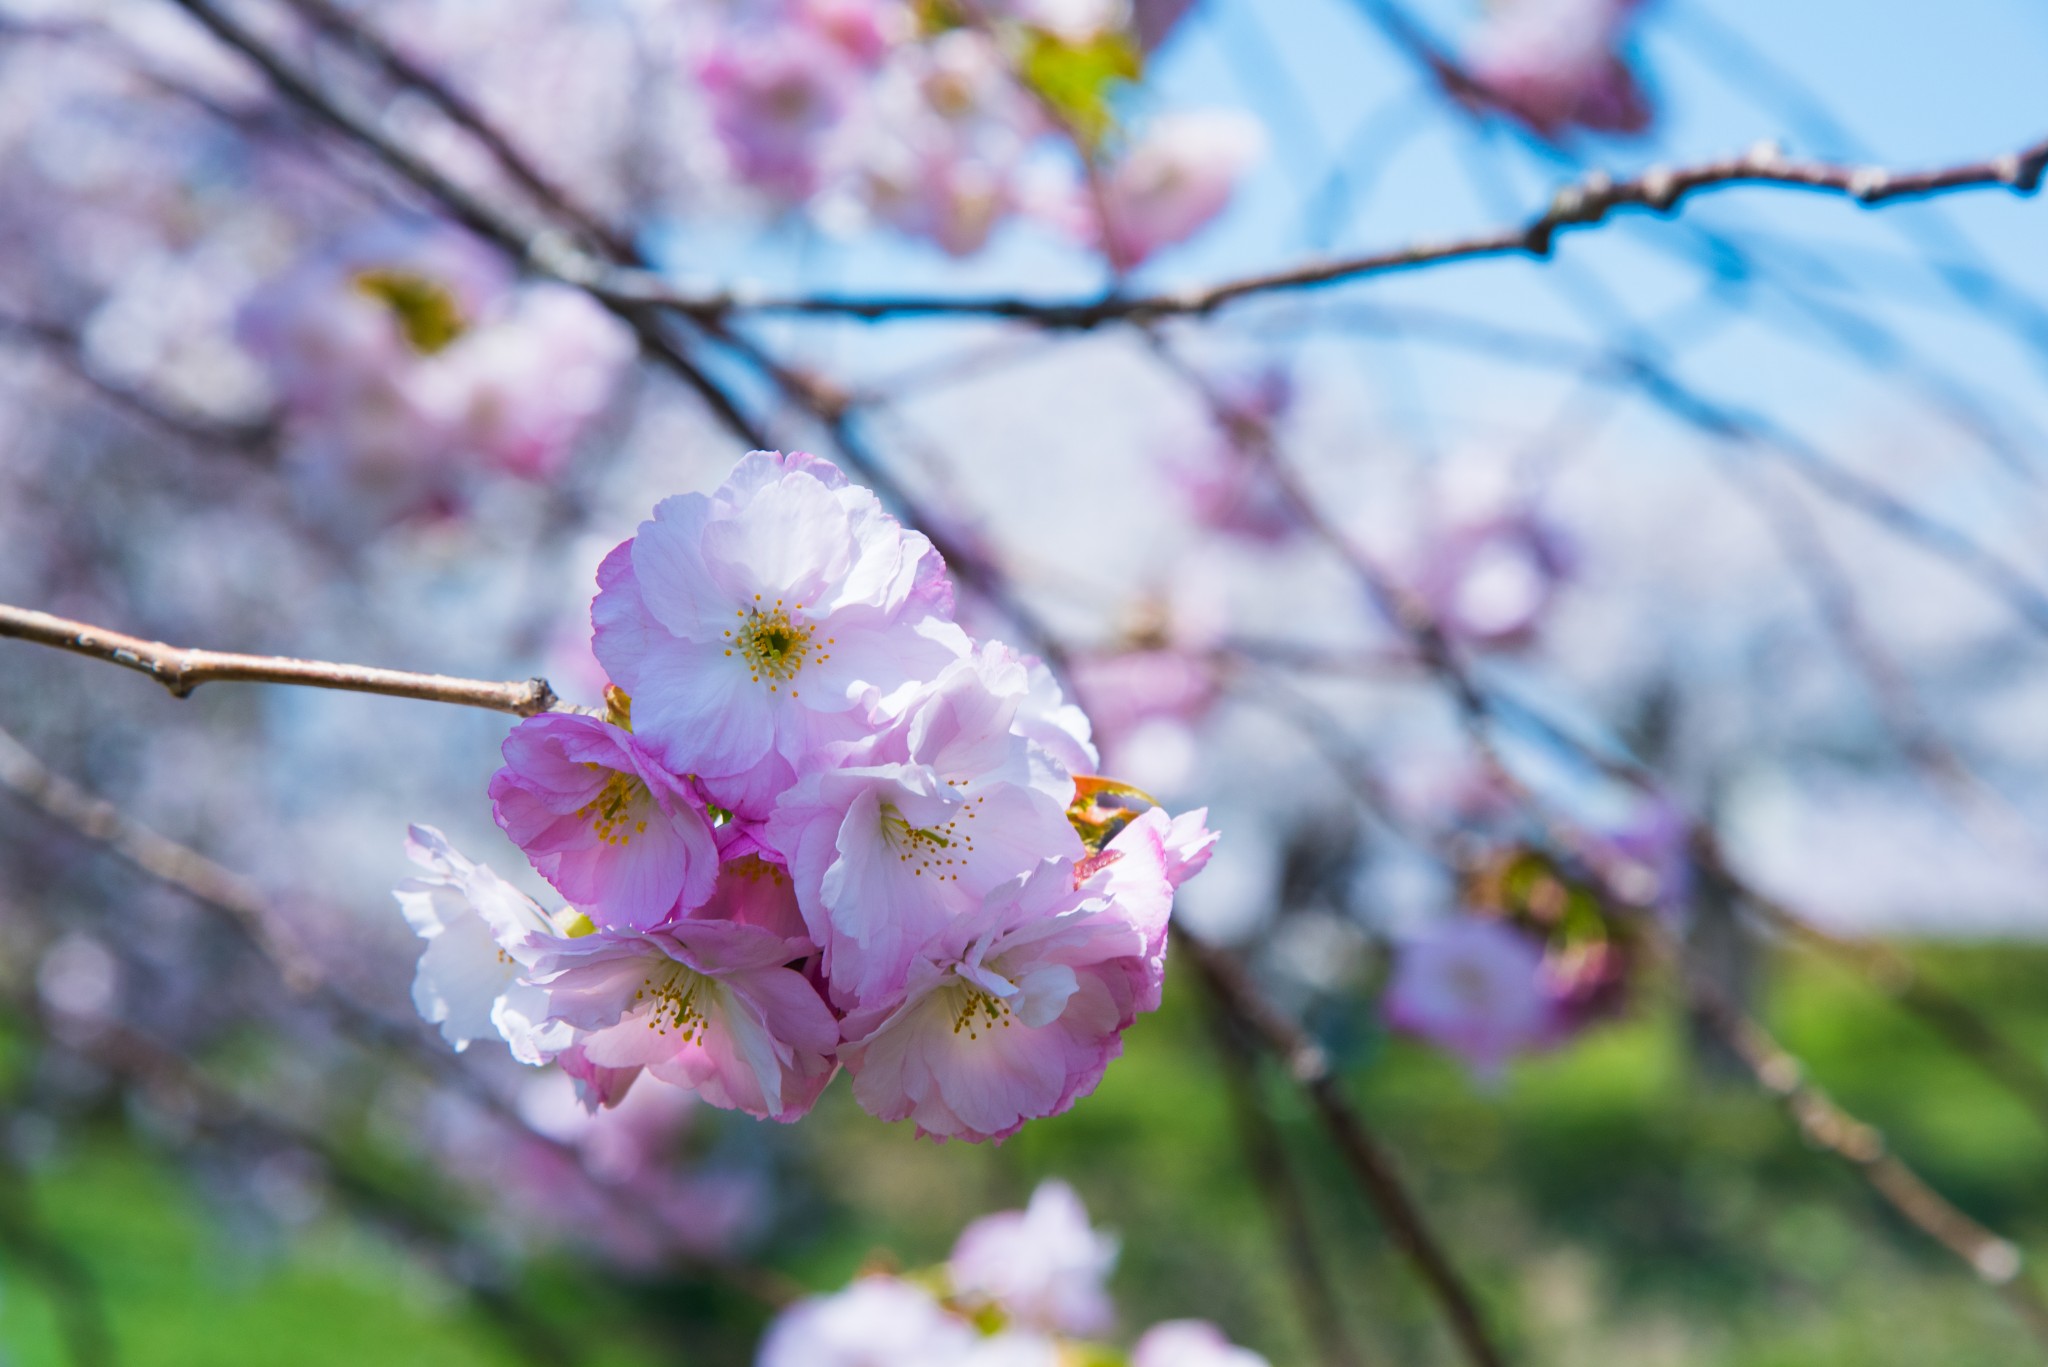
{"left": 949, "top": 1179, "right": 1119, "bottom": 1337}
{"left": 1464, "top": 0, "right": 1652, "bottom": 139}
{"left": 1383, "top": 915, "right": 1557, "bottom": 1078}
{"left": 757, "top": 1277, "right": 977, "bottom": 1367}
{"left": 1086, "top": 111, "right": 1265, "bottom": 268}
{"left": 1133, "top": 1320, "right": 1273, "bottom": 1367}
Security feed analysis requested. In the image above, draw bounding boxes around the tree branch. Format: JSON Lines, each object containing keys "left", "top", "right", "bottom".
{"left": 1199, "top": 977, "right": 1370, "bottom": 1367}
{"left": 651, "top": 137, "right": 2048, "bottom": 325}
{"left": 0, "top": 604, "right": 574, "bottom": 717}
{"left": 1686, "top": 974, "right": 2048, "bottom": 1346}
{"left": 1179, "top": 927, "right": 1507, "bottom": 1367}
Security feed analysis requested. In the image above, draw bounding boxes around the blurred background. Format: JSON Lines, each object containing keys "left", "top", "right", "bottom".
{"left": 3, "top": 0, "right": 2048, "bottom": 1362}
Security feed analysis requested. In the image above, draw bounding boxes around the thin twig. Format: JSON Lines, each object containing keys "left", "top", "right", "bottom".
{"left": 1199, "top": 977, "right": 1370, "bottom": 1367}
{"left": 1685, "top": 973, "right": 2048, "bottom": 1346}
{"left": 0, "top": 989, "right": 583, "bottom": 1367}
{"left": 0, "top": 1149, "right": 116, "bottom": 1367}
{"left": 1179, "top": 928, "right": 1507, "bottom": 1367}
{"left": 0, "top": 723, "right": 799, "bottom": 1308}
{"left": 0, "top": 604, "right": 573, "bottom": 717}
{"left": 636, "top": 139, "right": 2048, "bottom": 325}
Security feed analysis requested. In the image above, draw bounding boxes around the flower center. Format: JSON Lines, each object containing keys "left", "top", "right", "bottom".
{"left": 577, "top": 769, "right": 651, "bottom": 846}
{"left": 352, "top": 267, "right": 467, "bottom": 354}
{"left": 878, "top": 800, "right": 980, "bottom": 881}
{"left": 948, "top": 982, "right": 1014, "bottom": 1040}
{"left": 724, "top": 598, "right": 831, "bottom": 695}
{"left": 635, "top": 963, "right": 710, "bottom": 1046}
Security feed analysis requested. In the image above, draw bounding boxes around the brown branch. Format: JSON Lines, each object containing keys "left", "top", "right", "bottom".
{"left": 0, "top": 604, "right": 572, "bottom": 717}
{"left": 276, "top": 0, "right": 629, "bottom": 258}
{"left": 0, "top": 1147, "right": 116, "bottom": 1367}
{"left": 0, "top": 309, "right": 273, "bottom": 457}
{"left": 0, "top": 723, "right": 801, "bottom": 1309}
{"left": 1199, "top": 976, "right": 1370, "bottom": 1367}
{"left": 158, "top": 1, "right": 2048, "bottom": 334}
{"left": 1686, "top": 974, "right": 2048, "bottom": 1346}
{"left": 1178, "top": 927, "right": 1507, "bottom": 1367}
{"left": 637, "top": 137, "right": 2048, "bottom": 325}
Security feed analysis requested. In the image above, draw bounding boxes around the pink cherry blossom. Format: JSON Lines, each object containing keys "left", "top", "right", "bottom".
{"left": 767, "top": 644, "right": 1084, "bottom": 1003}
{"left": 1132, "top": 1321, "right": 1272, "bottom": 1367}
{"left": 1415, "top": 513, "right": 1574, "bottom": 648}
{"left": 855, "top": 30, "right": 1039, "bottom": 256}
{"left": 1382, "top": 915, "right": 1558, "bottom": 1079}
{"left": 441, "top": 284, "right": 635, "bottom": 482}
{"left": 530, "top": 917, "right": 839, "bottom": 1122}
{"left": 1087, "top": 111, "right": 1265, "bottom": 269}
{"left": 239, "top": 219, "right": 629, "bottom": 520}
{"left": 591, "top": 449, "right": 965, "bottom": 813}
{"left": 791, "top": 0, "right": 910, "bottom": 68}
{"left": 948, "top": 1179, "right": 1119, "bottom": 1337}
{"left": 1464, "top": 0, "right": 1652, "bottom": 139}
{"left": 699, "top": 28, "right": 860, "bottom": 202}
{"left": 838, "top": 828, "right": 1174, "bottom": 1142}
{"left": 1164, "top": 369, "right": 1307, "bottom": 545}
{"left": 757, "top": 1277, "right": 977, "bottom": 1367}
{"left": 394, "top": 825, "right": 576, "bottom": 1063}
{"left": 489, "top": 712, "right": 721, "bottom": 932}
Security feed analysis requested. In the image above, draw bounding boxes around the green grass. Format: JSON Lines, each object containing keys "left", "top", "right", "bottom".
{"left": 6, "top": 943, "right": 2048, "bottom": 1365}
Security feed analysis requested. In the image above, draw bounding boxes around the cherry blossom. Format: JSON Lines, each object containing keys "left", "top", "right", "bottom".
{"left": 489, "top": 712, "right": 721, "bottom": 932}
{"left": 1088, "top": 111, "right": 1266, "bottom": 268}
{"left": 756, "top": 1277, "right": 977, "bottom": 1367}
{"left": 528, "top": 917, "right": 840, "bottom": 1123}
{"left": 767, "top": 644, "right": 1085, "bottom": 1002}
{"left": 1464, "top": 0, "right": 1652, "bottom": 139}
{"left": 1133, "top": 1320, "right": 1273, "bottom": 1367}
{"left": 590, "top": 450, "right": 965, "bottom": 810}
{"left": 949, "top": 1179, "right": 1119, "bottom": 1337}
{"left": 837, "top": 822, "right": 1180, "bottom": 1142}
{"left": 393, "top": 824, "right": 574, "bottom": 1063}
{"left": 1382, "top": 915, "right": 1558, "bottom": 1079}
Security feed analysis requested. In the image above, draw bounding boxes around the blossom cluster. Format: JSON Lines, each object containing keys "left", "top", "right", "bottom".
{"left": 758, "top": 1179, "right": 1269, "bottom": 1367}
{"left": 1383, "top": 833, "right": 1665, "bottom": 1078}
{"left": 693, "top": 0, "right": 1263, "bottom": 263}
{"left": 239, "top": 219, "right": 635, "bottom": 526}
{"left": 400, "top": 451, "right": 1215, "bottom": 1141}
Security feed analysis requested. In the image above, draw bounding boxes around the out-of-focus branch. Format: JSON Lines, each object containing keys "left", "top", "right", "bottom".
{"left": 1179, "top": 928, "right": 1507, "bottom": 1367}
{"left": 1685, "top": 973, "right": 2048, "bottom": 1346}
{"left": 0, "top": 604, "right": 574, "bottom": 717}
{"left": 166, "top": 0, "right": 1066, "bottom": 667}
{"left": 0, "top": 989, "right": 583, "bottom": 1367}
{"left": 276, "top": 0, "right": 628, "bottom": 257}
{"left": 0, "top": 310, "right": 273, "bottom": 457}
{"left": 0, "top": 1147, "right": 116, "bottom": 1367}
{"left": 0, "top": 724, "right": 801, "bottom": 1309}
{"left": 156, "top": 2, "right": 2048, "bottom": 333}
{"left": 1198, "top": 977, "right": 1369, "bottom": 1367}
{"left": 0, "top": 724, "right": 327, "bottom": 995}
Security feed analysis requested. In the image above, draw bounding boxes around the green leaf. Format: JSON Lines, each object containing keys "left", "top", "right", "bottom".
{"left": 1020, "top": 29, "right": 1141, "bottom": 148}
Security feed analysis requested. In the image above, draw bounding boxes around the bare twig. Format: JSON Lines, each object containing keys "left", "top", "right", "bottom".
{"left": 0, "top": 724, "right": 800, "bottom": 1309}
{"left": 1686, "top": 974, "right": 2048, "bottom": 1346}
{"left": 1199, "top": 977, "right": 1370, "bottom": 1367}
{"left": 641, "top": 138, "right": 2048, "bottom": 325}
{"left": 0, "top": 989, "right": 582, "bottom": 1367}
{"left": 1179, "top": 928, "right": 1507, "bottom": 1367}
{"left": 0, "top": 310, "right": 272, "bottom": 457}
{"left": 0, "top": 604, "right": 573, "bottom": 717}
{"left": 0, "top": 1149, "right": 116, "bottom": 1367}
{"left": 276, "top": 0, "right": 629, "bottom": 257}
